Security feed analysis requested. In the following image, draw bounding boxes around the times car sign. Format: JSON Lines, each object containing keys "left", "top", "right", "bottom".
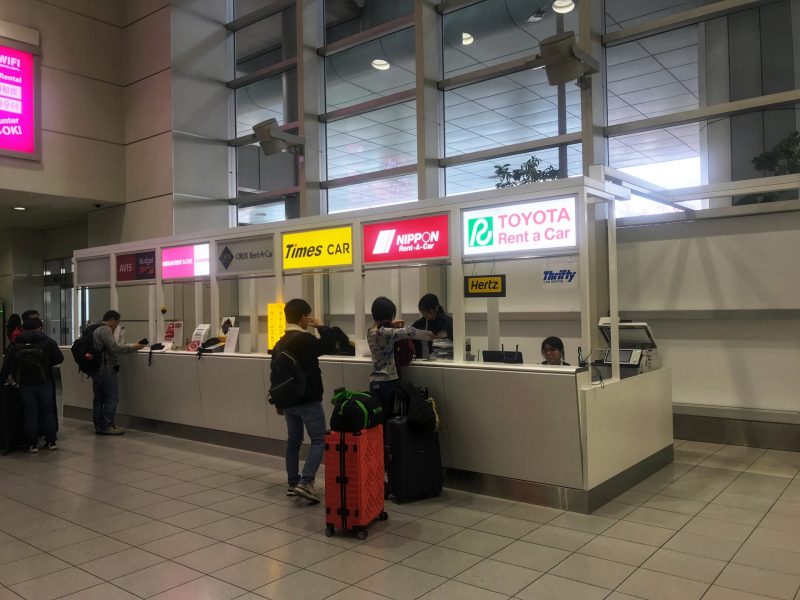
{"left": 363, "top": 214, "right": 450, "bottom": 263}
{"left": 462, "top": 197, "right": 577, "bottom": 257}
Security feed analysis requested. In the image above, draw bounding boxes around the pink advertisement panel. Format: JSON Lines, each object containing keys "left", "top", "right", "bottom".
{"left": 162, "top": 244, "right": 210, "bottom": 279}
{"left": 0, "top": 45, "right": 36, "bottom": 155}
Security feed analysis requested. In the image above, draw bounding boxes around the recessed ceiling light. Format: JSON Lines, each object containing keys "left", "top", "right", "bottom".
{"left": 552, "top": 0, "right": 575, "bottom": 14}
{"left": 13, "top": 206, "right": 25, "bottom": 211}
{"left": 371, "top": 59, "right": 390, "bottom": 71}
{"left": 462, "top": 32, "right": 474, "bottom": 45}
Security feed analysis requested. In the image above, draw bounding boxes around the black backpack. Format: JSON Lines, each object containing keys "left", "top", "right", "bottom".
{"left": 70, "top": 324, "right": 104, "bottom": 375}
{"left": 13, "top": 342, "right": 49, "bottom": 385}
{"left": 268, "top": 333, "right": 307, "bottom": 409}
{"left": 394, "top": 382, "right": 440, "bottom": 433}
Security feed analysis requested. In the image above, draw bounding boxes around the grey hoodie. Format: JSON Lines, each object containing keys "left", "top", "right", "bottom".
{"left": 92, "top": 324, "right": 138, "bottom": 373}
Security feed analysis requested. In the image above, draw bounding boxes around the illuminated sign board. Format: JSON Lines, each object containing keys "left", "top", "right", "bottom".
{"left": 116, "top": 251, "right": 156, "bottom": 282}
{"left": 363, "top": 214, "right": 449, "bottom": 263}
{"left": 0, "top": 44, "right": 37, "bottom": 159}
{"left": 282, "top": 226, "right": 353, "bottom": 270}
{"left": 162, "top": 244, "right": 210, "bottom": 279}
{"left": 464, "top": 275, "right": 507, "bottom": 298}
{"left": 218, "top": 236, "right": 274, "bottom": 275}
{"left": 267, "top": 303, "right": 286, "bottom": 350}
{"left": 462, "top": 197, "right": 577, "bottom": 257}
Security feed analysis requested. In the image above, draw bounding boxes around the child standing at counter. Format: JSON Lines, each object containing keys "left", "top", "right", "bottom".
{"left": 367, "top": 296, "right": 433, "bottom": 421}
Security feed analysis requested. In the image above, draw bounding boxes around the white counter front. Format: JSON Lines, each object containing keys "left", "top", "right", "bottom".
{"left": 60, "top": 350, "right": 673, "bottom": 512}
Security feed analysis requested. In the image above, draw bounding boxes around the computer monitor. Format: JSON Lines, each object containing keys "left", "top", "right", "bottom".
{"left": 482, "top": 350, "right": 523, "bottom": 364}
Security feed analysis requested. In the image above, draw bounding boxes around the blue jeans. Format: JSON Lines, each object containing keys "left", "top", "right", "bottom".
{"left": 284, "top": 401, "right": 326, "bottom": 487}
{"left": 370, "top": 379, "right": 401, "bottom": 423}
{"left": 91, "top": 370, "right": 119, "bottom": 431}
{"left": 19, "top": 382, "right": 57, "bottom": 446}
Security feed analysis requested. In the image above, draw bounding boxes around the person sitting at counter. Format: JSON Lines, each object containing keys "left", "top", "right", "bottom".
{"left": 541, "top": 336, "right": 571, "bottom": 366}
{"left": 411, "top": 294, "right": 454, "bottom": 360}
{"left": 368, "top": 296, "right": 433, "bottom": 420}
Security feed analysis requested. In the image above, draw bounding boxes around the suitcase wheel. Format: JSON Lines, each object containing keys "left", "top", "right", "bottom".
{"left": 355, "top": 529, "right": 368, "bottom": 540}
{"left": 325, "top": 525, "right": 335, "bottom": 537}
{"left": 379, "top": 511, "right": 388, "bottom": 521}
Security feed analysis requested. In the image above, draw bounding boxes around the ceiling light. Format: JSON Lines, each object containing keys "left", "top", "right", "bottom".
{"left": 371, "top": 59, "right": 390, "bottom": 71}
{"left": 13, "top": 206, "right": 25, "bottom": 211}
{"left": 552, "top": 0, "right": 575, "bottom": 14}
{"left": 462, "top": 32, "right": 474, "bottom": 45}
{"left": 527, "top": 8, "right": 546, "bottom": 23}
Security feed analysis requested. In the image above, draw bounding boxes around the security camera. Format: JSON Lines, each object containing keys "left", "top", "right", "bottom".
{"left": 527, "top": 7, "right": 546, "bottom": 22}
{"left": 94, "top": 203, "right": 102, "bottom": 208}
{"left": 539, "top": 31, "right": 598, "bottom": 86}
{"left": 252, "top": 119, "right": 305, "bottom": 156}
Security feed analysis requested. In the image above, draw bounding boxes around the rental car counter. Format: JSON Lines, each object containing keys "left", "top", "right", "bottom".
{"left": 63, "top": 181, "right": 673, "bottom": 513}
{"left": 61, "top": 350, "right": 671, "bottom": 513}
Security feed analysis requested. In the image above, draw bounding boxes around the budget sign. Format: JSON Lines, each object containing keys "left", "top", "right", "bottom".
{"left": 363, "top": 214, "right": 449, "bottom": 263}
{"left": 462, "top": 197, "right": 577, "bottom": 257}
{"left": 0, "top": 44, "right": 36, "bottom": 157}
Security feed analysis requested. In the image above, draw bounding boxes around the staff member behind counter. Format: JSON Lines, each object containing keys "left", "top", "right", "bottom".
{"left": 541, "top": 336, "right": 570, "bottom": 366}
{"left": 412, "top": 294, "right": 454, "bottom": 359}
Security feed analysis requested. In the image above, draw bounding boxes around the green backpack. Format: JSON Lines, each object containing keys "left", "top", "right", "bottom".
{"left": 330, "top": 388, "right": 383, "bottom": 432}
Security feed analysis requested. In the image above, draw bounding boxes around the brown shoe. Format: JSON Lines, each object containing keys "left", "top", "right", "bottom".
{"left": 100, "top": 427, "right": 124, "bottom": 435}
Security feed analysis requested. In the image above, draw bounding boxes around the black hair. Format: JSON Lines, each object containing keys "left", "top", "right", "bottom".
{"left": 21, "top": 309, "right": 39, "bottom": 321}
{"left": 371, "top": 296, "right": 397, "bottom": 323}
{"left": 103, "top": 310, "right": 121, "bottom": 322}
{"left": 6, "top": 314, "right": 21, "bottom": 338}
{"left": 284, "top": 298, "right": 312, "bottom": 324}
{"left": 541, "top": 336, "right": 565, "bottom": 355}
{"left": 22, "top": 317, "right": 43, "bottom": 331}
{"left": 418, "top": 293, "right": 444, "bottom": 314}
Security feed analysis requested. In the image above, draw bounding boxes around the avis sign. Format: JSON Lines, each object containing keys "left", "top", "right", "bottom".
{"left": 462, "top": 197, "right": 576, "bottom": 257}
{"left": 363, "top": 215, "right": 449, "bottom": 263}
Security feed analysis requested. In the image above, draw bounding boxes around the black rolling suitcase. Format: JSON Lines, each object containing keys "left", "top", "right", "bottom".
{"left": 385, "top": 416, "right": 443, "bottom": 502}
{"left": 0, "top": 384, "right": 26, "bottom": 455}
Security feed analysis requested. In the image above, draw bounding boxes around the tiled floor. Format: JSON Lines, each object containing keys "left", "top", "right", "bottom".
{"left": 1, "top": 423, "right": 800, "bottom": 600}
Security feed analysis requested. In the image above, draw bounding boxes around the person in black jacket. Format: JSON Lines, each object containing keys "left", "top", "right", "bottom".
{"left": 272, "top": 298, "right": 336, "bottom": 503}
{"left": 411, "top": 294, "right": 454, "bottom": 359}
{"left": 0, "top": 318, "right": 64, "bottom": 452}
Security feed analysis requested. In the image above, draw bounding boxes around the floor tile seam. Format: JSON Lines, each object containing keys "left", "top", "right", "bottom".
{"left": 2, "top": 563, "right": 77, "bottom": 590}
{"left": 710, "top": 577, "right": 798, "bottom": 600}
{"left": 611, "top": 566, "right": 711, "bottom": 598}
{"left": 109, "top": 569, "right": 207, "bottom": 599}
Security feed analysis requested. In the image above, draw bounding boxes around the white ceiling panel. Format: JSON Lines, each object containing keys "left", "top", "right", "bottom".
{"left": 607, "top": 57, "right": 663, "bottom": 82}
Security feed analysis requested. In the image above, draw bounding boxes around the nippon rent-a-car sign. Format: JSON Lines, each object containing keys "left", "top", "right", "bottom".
{"left": 462, "top": 197, "right": 577, "bottom": 257}
{"left": 363, "top": 214, "right": 450, "bottom": 263}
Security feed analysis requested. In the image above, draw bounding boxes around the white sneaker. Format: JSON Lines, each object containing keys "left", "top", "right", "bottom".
{"left": 294, "top": 482, "right": 320, "bottom": 504}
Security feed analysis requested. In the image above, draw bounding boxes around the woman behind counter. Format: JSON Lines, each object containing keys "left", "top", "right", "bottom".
{"left": 412, "top": 294, "right": 453, "bottom": 359}
{"left": 541, "top": 336, "right": 571, "bottom": 366}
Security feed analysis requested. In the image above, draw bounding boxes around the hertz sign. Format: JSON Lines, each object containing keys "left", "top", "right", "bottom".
{"left": 464, "top": 275, "right": 507, "bottom": 298}
{"left": 282, "top": 226, "right": 353, "bottom": 270}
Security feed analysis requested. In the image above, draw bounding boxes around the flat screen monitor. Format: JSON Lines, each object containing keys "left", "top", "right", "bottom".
{"left": 482, "top": 350, "right": 523, "bottom": 364}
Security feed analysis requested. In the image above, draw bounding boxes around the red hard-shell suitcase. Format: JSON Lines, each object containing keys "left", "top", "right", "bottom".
{"left": 324, "top": 425, "right": 387, "bottom": 539}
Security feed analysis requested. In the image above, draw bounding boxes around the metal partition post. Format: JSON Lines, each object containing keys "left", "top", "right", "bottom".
{"left": 486, "top": 298, "right": 500, "bottom": 350}
{"left": 608, "top": 197, "right": 620, "bottom": 380}
{"left": 313, "top": 273, "right": 324, "bottom": 321}
{"left": 148, "top": 285, "right": 156, "bottom": 344}
{"left": 416, "top": 0, "right": 443, "bottom": 200}
{"left": 71, "top": 259, "right": 79, "bottom": 340}
{"left": 274, "top": 234, "right": 284, "bottom": 303}
{"left": 248, "top": 278, "right": 258, "bottom": 353}
{"left": 352, "top": 225, "right": 365, "bottom": 340}
{"left": 194, "top": 282, "right": 203, "bottom": 331}
{"left": 577, "top": 190, "right": 592, "bottom": 354}
{"left": 210, "top": 242, "right": 220, "bottom": 336}
{"left": 155, "top": 249, "right": 165, "bottom": 342}
{"left": 109, "top": 254, "right": 118, "bottom": 310}
{"left": 390, "top": 270, "right": 401, "bottom": 317}
{"left": 449, "top": 207, "right": 465, "bottom": 361}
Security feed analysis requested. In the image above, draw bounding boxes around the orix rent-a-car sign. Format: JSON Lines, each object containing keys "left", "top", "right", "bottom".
{"left": 363, "top": 214, "right": 449, "bottom": 263}
{"left": 462, "top": 197, "right": 577, "bottom": 257}
{"left": 282, "top": 226, "right": 353, "bottom": 270}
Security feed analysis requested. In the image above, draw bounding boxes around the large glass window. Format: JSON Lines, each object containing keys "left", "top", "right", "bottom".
{"left": 327, "top": 174, "right": 417, "bottom": 214}
{"left": 326, "top": 0, "right": 414, "bottom": 44}
{"left": 445, "top": 144, "right": 582, "bottom": 196}
{"left": 235, "top": 71, "right": 295, "bottom": 138}
{"left": 234, "top": 12, "right": 291, "bottom": 78}
{"left": 327, "top": 101, "right": 417, "bottom": 179}
{"left": 443, "top": 0, "right": 579, "bottom": 78}
{"left": 445, "top": 71, "right": 580, "bottom": 157}
{"left": 325, "top": 27, "right": 415, "bottom": 112}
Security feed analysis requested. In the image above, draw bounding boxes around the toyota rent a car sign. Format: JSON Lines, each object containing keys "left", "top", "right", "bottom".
{"left": 363, "top": 214, "right": 449, "bottom": 263}
{"left": 462, "top": 197, "right": 577, "bottom": 257}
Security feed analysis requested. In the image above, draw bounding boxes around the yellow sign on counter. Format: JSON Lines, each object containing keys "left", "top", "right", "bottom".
{"left": 267, "top": 302, "right": 286, "bottom": 350}
{"left": 282, "top": 226, "right": 353, "bottom": 270}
